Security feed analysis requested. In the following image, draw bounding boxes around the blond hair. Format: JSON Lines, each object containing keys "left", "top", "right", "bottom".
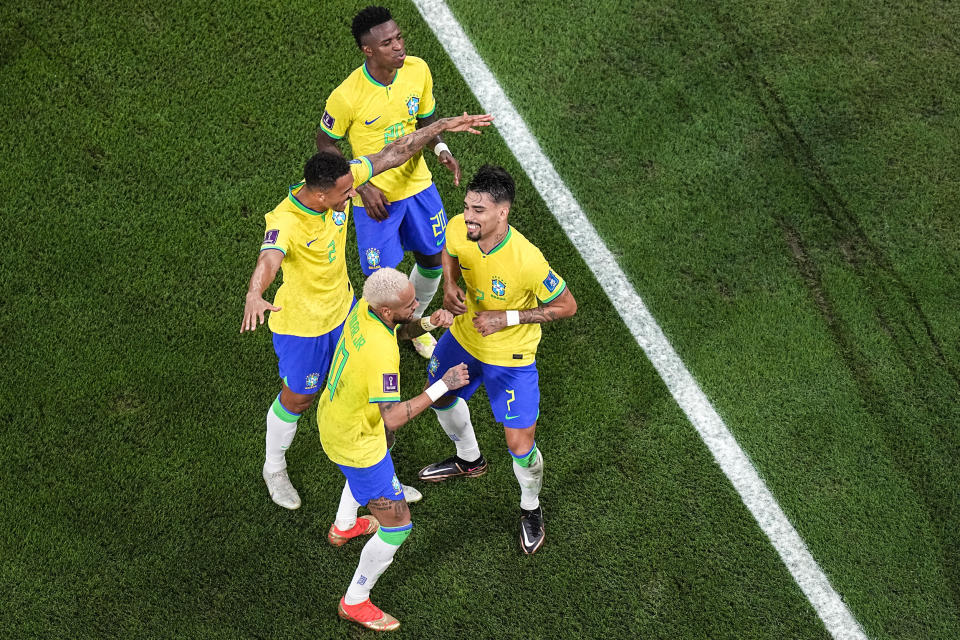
{"left": 363, "top": 267, "right": 409, "bottom": 307}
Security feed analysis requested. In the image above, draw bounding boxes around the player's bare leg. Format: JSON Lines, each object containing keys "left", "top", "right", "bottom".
{"left": 339, "top": 497, "right": 411, "bottom": 631}
{"left": 384, "top": 425, "right": 422, "bottom": 503}
{"left": 418, "top": 393, "right": 488, "bottom": 481}
{"left": 409, "top": 250, "right": 442, "bottom": 359}
{"left": 263, "top": 384, "right": 313, "bottom": 509}
{"left": 506, "top": 423, "right": 545, "bottom": 554}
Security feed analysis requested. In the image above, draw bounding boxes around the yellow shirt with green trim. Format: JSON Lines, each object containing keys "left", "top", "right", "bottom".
{"left": 445, "top": 214, "right": 567, "bottom": 367}
{"left": 261, "top": 157, "right": 373, "bottom": 337}
{"left": 316, "top": 300, "right": 401, "bottom": 468}
{"left": 320, "top": 56, "right": 436, "bottom": 203}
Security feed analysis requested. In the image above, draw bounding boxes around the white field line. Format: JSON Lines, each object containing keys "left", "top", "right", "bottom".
{"left": 411, "top": 1, "right": 868, "bottom": 638}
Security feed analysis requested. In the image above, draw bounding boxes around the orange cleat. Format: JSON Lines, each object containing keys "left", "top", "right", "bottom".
{"left": 327, "top": 515, "right": 379, "bottom": 547}
{"left": 338, "top": 597, "right": 400, "bottom": 631}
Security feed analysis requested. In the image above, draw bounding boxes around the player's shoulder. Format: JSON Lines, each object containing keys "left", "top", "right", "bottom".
{"left": 403, "top": 55, "right": 430, "bottom": 72}
{"left": 329, "top": 65, "right": 366, "bottom": 98}
{"left": 509, "top": 225, "right": 550, "bottom": 267}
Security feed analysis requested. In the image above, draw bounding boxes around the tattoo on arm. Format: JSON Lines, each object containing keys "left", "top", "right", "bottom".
{"left": 396, "top": 321, "right": 425, "bottom": 341}
{"left": 519, "top": 306, "right": 559, "bottom": 324}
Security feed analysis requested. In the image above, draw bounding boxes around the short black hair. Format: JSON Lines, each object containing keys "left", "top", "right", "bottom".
{"left": 304, "top": 152, "right": 350, "bottom": 190}
{"left": 466, "top": 165, "right": 515, "bottom": 204}
{"left": 352, "top": 6, "right": 393, "bottom": 49}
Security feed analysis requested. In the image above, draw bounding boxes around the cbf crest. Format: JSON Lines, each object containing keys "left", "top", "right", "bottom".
{"left": 365, "top": 247, "right": 381, "bottom": 269}
{"left": 491, "top": 277, "right": 507, "bottom": 298}
{"left": 305, "top": 372, "right": 320, "bottom": 390}
{"left": 428, "top": 355, "right": 439, "bottom": 378}
{"left": 332, "top": 210, "right": 346, "bottom": 226}
{"left": 405, "top": 95, "right": 420, "bottom": 116}
{"left": 392, "top": 474, "right": 403, "bottom": 496}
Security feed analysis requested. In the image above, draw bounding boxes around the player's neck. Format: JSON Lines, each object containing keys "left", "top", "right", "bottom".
{"left": 478, "top": 224, "right": 509, "bottom": 254}
{"left": 370, "top": 306, "right": 397, "bottom": 329}
{"left": 365, "top": 59, "right": 396, "bottom": 86}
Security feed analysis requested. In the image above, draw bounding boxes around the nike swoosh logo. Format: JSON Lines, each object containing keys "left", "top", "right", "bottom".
{"left": 460, "top": 265, "right": 471, "bottom": 270}
{"left": 364, "top": 116, "right": 381, "bottom": 125}
{"left": 306, "top": 237, "right": 319, "bottom": 247}
{"left": 521, "top": 525, "right": 538, "bottom": 548}
{"left": 435, "top": 237, "right": 445, "bottom": 247}
{"left": 505, "top": 414, "right": 519, "bottom": 420}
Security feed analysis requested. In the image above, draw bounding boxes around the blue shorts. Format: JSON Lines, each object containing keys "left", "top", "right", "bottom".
{"left": 354, "top": 183, "right": 447, "bottom": 275}
{"left": 272, "top": 301, "right": 354, "bottom": 395}
{"left": 338, "top": 451, "right": 405, "bottom": 505}
{"left": 427, "top": 332, "right": 540, "bottom": 429}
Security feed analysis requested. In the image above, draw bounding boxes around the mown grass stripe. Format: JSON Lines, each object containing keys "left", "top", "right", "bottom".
{"left": 411, "top": 1, "right": 867, "bottom": 638}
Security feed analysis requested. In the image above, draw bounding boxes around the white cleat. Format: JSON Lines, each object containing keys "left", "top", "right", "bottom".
{"left": 263, "top": 467, "right": 301, "bottom": 509}
{"left": 402, "top": 484, "right": 423, "bottom": 503}
{"left": 412, "top": 332, "right": 437, "bottom": 359}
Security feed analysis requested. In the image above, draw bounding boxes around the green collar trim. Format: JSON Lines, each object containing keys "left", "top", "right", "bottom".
{"left": 288, "top": 182, "right": 326, "bottom": 218}
{"left": 362, "top": 62, "right": 397, "bottom": 88}
{"left": 482, "top": 226, "right": 512, "bottom": 255}
{"left": 367, "top": 308, "right": 396, "bottom": 335}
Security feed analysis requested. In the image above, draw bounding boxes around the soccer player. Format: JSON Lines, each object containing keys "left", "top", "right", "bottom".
{"left": 317, "top": 5, "right": 460, "bottom": 360}
{"left": 318, "top": 267, "right": 469, "bottom": 631}
{"left": 418, "top": 165, "right": 577, "bottom": 554}
{"left": 240, "top": 112, "right": 492, "bottom": 510}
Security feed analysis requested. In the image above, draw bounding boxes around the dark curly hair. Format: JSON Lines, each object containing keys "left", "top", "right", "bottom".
{"left": 466, "top": 165, "right": 515, "bottom": 204}
{"left": 304, "top": 152, "right": 350, "bottom": 190}
{"left": 352, "top": 6, "right": 393, "bottom": 49}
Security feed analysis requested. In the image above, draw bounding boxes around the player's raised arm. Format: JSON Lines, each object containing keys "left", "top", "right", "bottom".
{"left": 441, "top": 247, "right": 467, "bottom": 315}
{"left": 241, "top": 248, "right": 284, "bottom": 332}
{"left": 472, "top": 286, "right": 578, "bottom": 337}
{"left": 378, "top": 363, "right": 470, "bottom": 431}
{"left": 367, "top": 112, "right": 493, "bottom": 177}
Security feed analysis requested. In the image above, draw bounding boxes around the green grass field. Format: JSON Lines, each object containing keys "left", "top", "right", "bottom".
{"left": 2, "top": 0, "right": 958, "bottom": 638}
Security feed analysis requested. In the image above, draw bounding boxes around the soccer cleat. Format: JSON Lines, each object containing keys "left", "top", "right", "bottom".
{"left": 402, "top": 484, "right": 423, "bottom": 503}
{"left": 338, "top": 597, "right": 400, "bottom": 631}
{"left": 327, "top": 515, "right": 379, "bottom": 547}
{"left": 262, "top": 467, "right": 301, "bottom": 510}
{"left": 411, "top": 331, "right": 437, "bottom": 359}
{"left": 519, "top": 505, "right": 545, "bottom": 554}
{"left": 418, "top": 454, "right": 488, "bottom": 482}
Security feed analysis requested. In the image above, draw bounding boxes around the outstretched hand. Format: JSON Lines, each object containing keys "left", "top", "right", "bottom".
{"left": 241, "top": 295, "right": 281, "bottom": 333}
{"left": 441, "top": 363, "right": 470, "bottom": 391}
{"left": 441, "top": 112, "right": 494, "bottom": 135}
{"left": 429, "top": 308, "right": 455, "bottom": 329}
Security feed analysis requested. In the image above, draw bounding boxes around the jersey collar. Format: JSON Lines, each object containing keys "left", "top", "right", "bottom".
{"left": 288, "top": 182, "right": 327, "bottom": 218}
{"left": 481, "top": 226, "right": 513, "bottom": 256}
{"left": 367, "top": 307, "right": 397, "bottom": 335}
{"left": 362, "top": 62, "right": 398, "bottom": 88}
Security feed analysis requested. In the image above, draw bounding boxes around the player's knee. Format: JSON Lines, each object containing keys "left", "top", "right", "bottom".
{"left": 413, "top": 250, "right": 442, "bottom": 269}
{"left": 280, "top": 390, "right": 314, "bottom": 415}
{"left": 504, "top": 423, "right": 536, "bottom": 455}
{"left": 430, "top": 394, "right": 458, "bottom": 411}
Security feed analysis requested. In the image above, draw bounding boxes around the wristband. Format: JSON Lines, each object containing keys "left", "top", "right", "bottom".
{"left": 433, "top": 142, "right": 450, "bottom": 157}
{"left": 420, "top": 316, "right": 438, "bottom": 332}
{"left": 425, "top": 380, "right": 449, "bottom": 402}
{"left": 505, "top": 310, "right": 520, "bottom": 326}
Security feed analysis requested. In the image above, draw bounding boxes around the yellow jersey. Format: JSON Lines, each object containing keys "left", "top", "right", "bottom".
{"left": 316, "top": 300, "right": 401, "bottom": 467}
{"left": 320, "top": 56, "right": 437, "bottom": 203}
{"left": 445, "top": 215, "right": 567, "bottom": 367}
{"left": 261, "top": 157, "right": 373, "bottom": 337}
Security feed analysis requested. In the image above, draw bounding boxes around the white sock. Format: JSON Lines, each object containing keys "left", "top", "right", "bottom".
{"left": 344, "top": 533, "right": 402, "bottom": 605}
{"left": 433, "top": 399, "right": 481, "bottom": 462}
{"left": 264, "top": 397, "right": 299, "bottom": 473}
{"left": 334, "top": 481, "right": 361, "bottom": 531}
{"left": 513, "top": 449, "right": 544, "bottom": 511}
{"left": 410, "top": 264, "right": 441, "bottom": 318}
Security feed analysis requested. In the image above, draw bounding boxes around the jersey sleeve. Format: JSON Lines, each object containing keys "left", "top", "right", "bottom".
{"left": 368, "top": 350, "right": 401, "bottom": 403}
{"left": 261, "top": 210, "right": 292, "bottom": 255}
{"left": 524, "top": 247, "right": 566, "bottom": 303}
{"left": 320, "top": 86, "right": 352, "bottom": 140}
{"left": 417, "top": 62, "right": 436, "bottom": 119}
{"left": 349, "top": 157, "right": 374, "bottom": 188}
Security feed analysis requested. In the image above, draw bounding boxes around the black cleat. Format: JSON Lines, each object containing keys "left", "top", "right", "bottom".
{"left": 418, "top": 455, "right": 488, "bottom": 482}
{"left": 519, "top": 506, "right": 545, "bottom": 554}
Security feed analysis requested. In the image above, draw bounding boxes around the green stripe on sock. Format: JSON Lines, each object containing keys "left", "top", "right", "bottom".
{"left": 271, "top": 396, "right": 300, "bottom": 423}
{"left": 416, "top": 263, "right": 442, "bottom": 278}
{"left": 377, "top": 524, "right": 412, "bottom": 546}
{"left": 512, "top": 443, "right": 538, "bottom": 468}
